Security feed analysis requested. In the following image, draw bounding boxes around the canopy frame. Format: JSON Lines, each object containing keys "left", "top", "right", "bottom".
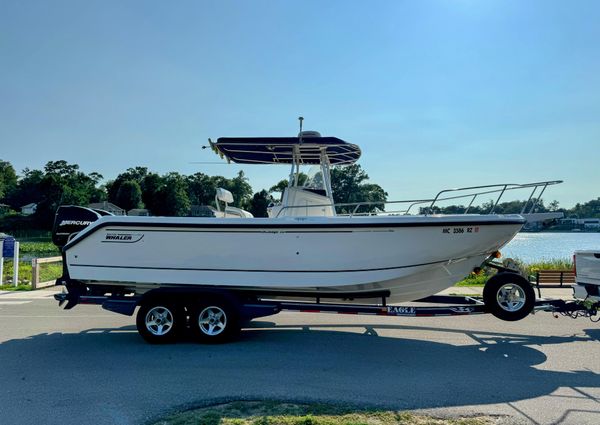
{"left": 209, "top": 136, "right": 361, "bottom": 166}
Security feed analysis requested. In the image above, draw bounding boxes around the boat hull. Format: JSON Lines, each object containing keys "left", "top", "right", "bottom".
{"left": 63, "top": 215, "right": 524, "bottom": 302}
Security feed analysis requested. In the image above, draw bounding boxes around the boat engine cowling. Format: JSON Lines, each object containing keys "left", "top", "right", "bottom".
{"left": 52, "top": 205, "right": 111, "bottom": 248}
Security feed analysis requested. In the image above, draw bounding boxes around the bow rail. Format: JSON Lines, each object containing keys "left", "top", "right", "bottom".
{"left": 273, "top": 180, "right": 563, "bottom": 218}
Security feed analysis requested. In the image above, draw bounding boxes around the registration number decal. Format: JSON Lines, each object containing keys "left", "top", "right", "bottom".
{"left": 442, "top": 227, "right": 479, "bottom": 234}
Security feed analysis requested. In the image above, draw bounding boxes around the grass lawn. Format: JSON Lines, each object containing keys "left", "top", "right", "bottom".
{"left": 0, "top": 240, "right": 61, "bottom": 289}
{"left": 1, "top": 260, "right": 62, "bottom": 288}
{"left": 455, "top": 274, "right": 488, "bottom": 287}
{"left": 152, "top": 401, "right": 498, "bottom": 425}
{"left": 19, "top": 241, "right": 60, "bottom": 257}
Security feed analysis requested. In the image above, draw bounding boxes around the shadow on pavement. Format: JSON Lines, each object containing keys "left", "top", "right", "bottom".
{"left": 0, "top": 323, "right": 598, "bottom": 424}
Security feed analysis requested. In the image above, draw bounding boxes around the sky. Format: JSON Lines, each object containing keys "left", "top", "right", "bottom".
{"left": 1, "top": 0, "right": 599, "bottom": 209}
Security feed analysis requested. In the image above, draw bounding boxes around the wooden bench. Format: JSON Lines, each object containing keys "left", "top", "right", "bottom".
{"left": 531, "top": 269, "right": 575, "bottom": 296}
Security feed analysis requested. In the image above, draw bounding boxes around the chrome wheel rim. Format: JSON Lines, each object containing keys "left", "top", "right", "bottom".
{"left": 198, "top": 306, "right": 227, "bottom": 336}
{"left": 496, "top": 284, "right": 526, "bottom": 312}
{"left": 145, "top": 306, "right": 174, "bottom": 336}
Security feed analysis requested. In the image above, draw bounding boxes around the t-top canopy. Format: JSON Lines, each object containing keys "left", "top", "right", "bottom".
{"left": 210, "top": 136, "right": 361, "bottom": 165}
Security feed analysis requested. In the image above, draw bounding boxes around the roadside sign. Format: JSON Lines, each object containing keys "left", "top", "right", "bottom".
{"left": 0, "top": 238, "right": 19, "bottom": 286}
{"left": 1, "top": 237, "right": 15, "bottom": 258}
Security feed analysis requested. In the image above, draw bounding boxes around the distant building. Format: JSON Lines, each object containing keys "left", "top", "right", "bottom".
{"left": 88, "top": 202, "right": 125, "bottom": 216}
{"left": 582, "top": 218, "right": 600, "bottom": 229}
{"left": 21, "top": 203, "right": 37, "bottom": 216}
{"left": 128, "top": 208, "right": 150, "bottom": 216}
{"left": 521, "top": 212, "right": 564, "bottom": 231}
{"left": 558, "top": 217, "right": 600, "bottom": 230}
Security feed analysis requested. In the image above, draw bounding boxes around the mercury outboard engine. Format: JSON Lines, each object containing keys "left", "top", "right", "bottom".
{"left": 52, "top": 205, "right": 113, "bottom": 306}
{"left": 52, "top": 205, "right": 112, "bottom": 249}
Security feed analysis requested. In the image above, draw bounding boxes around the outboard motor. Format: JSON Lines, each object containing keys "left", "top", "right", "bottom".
{"left": 52, "top": 206, "right": 111, "bottom": 249}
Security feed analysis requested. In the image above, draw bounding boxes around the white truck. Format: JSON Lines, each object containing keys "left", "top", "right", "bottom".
{"left": 573, "top": 250, "right": 600, "bottom": 303}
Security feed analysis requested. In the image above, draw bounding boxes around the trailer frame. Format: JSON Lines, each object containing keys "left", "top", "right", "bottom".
{"left": 53, "top": 287, "right": 596, "bottom": 321}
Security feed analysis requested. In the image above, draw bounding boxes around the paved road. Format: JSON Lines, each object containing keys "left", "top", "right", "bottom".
{"left": 1, "top": 288, "right": 599, "bottom": 425}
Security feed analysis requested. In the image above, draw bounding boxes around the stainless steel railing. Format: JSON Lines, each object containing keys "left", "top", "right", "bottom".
{"left": 273, "top": 180, "right": 563, "bottom": 218}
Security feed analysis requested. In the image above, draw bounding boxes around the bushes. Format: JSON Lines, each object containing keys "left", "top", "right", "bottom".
{"left": 455, "top": 273, "right": 489, "bottom": 287}
{"left": 19, "top": 241, "right": 59, "bottom": 256}
{"left": 525, "top": 259, "right": 573, "bottom": 274}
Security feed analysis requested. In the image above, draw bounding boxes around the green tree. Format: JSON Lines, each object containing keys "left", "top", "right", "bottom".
{"left": 115, "top": 180, "right": 143, "bottom": 211}
{"left": 269, "top": 180, "right": 288, "bottom": 194}
{"left": 141, "top": 172, "right": 163, "bottom": 215}
{"left": 27, "top": 160, "right": 105, "bottom": 228}
{"left": 0, "top": 160, "right": 17, "bottom": 201}
{"left": 8, "top": 160, "right": 106, "bottom": 229}
{"left": 210, "top": 171, "right": 253, "bottom": 208}
{"left": 6, "top": 168, "right": 44, "bottom": 209}
{"left": 330, "top": 165, "right": 387, "bottom": 213}
{"left": 247, "top": 190, "right": 273, "bottom": 217}
{"left": 569, "top": 198, "right": 600, "bottom": 219}
{"left": 154, "top": 173, "right": 191, "bottom": 216}
{"left": 186, "top": 172, "right": 218, "bottom": 207}
{"left": 108, "top": 167, "right": 149, "bottom": 205}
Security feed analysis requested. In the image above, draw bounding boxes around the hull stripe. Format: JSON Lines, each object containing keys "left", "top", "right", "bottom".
{"left": 69, "top": 257, "right": 456, "bottom": 273}
{"left": 64, "top": 218, "right": 524, "bottom": 250}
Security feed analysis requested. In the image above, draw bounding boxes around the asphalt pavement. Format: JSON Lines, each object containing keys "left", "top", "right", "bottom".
{"left": 0, "top": 287, "right": 599, "bottom": 425}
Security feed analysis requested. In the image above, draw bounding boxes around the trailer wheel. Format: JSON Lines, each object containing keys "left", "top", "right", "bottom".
{"left": 191, "top": 296, "right": 240, "bottom": 343}
{"left": 483, "top": 273, "right": 535, "bottom": 321}
{"left": 136, "top": 300, "right": 182, "bottom": 344}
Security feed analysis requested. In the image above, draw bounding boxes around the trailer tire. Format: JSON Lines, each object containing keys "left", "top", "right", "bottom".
{"left": 136, "top": 300, "right": 183, "bottom": 344}
{"left": 483, "top": 273, "right": 535, "bottom": 321}
{"left": 191, "top": 296, "right": 240, "bottom": 343}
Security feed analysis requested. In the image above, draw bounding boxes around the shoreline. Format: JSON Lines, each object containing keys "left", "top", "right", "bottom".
{"left": 521, "top": 230, "right": 600, "bottom": 233}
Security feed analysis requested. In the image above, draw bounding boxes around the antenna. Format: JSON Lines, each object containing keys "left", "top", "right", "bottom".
{"left": 298, "top": 116, "right": 304, "bottom": 144}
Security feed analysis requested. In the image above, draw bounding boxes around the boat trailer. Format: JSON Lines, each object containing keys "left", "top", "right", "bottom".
{"left": 54, "top": 289, "right": 599, "bottom": 323}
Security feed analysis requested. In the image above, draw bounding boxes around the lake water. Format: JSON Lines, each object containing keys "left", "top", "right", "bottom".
{"left": 502, "top": 232, "right": 600, "bottom": 262}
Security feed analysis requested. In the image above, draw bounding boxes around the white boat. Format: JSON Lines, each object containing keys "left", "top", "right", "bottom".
{"left": 53, "top": 123, "right": 561, "bottom": 304}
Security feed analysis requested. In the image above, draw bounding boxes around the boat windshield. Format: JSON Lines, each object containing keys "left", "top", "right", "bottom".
{"left": 301, "top": 166, "right": 325, "bottom": 191}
